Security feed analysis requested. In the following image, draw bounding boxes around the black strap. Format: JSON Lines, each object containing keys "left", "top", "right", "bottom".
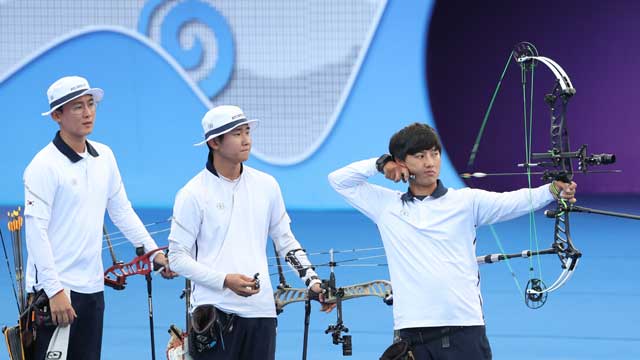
{"left": 402, "top": 326, "right": 465, "bottom": 347}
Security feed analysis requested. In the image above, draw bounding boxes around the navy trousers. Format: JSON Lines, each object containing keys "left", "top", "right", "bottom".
{"left": 399, "top": 325, "right": 492, "bottom": 360}
{"left": 192, "top": 316, "right": 277, "bottom": 360}
{"left": 35, "top": 291, "right": 104, "bottom": 360}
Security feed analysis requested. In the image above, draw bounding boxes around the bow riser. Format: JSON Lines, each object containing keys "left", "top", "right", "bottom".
{"left": 103, "top": 246, "right": 167, "bottom": 290}
{"left": 274, "top": 280, "right": 393, "bottom": 312}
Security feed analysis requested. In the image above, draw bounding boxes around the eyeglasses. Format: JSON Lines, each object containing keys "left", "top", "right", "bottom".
{"left": 67, "top": 100, "right": 96, "bottom": 115}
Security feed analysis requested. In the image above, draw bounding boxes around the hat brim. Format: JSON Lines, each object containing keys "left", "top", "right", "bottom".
{"left": 41, "top": 88, "right": 104, "bottom": 116}
{"left": 193, "top": 119, "right": 260, "bottom": 146}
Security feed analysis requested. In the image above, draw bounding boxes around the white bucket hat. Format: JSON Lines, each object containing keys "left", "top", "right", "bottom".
{"left": 41, "top": 76, "right": 104, "bottom": 116}
{"left": 194, "top": 105, "right": 259, "bottom": 146}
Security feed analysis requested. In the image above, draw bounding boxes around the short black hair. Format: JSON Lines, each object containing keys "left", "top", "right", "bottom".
{"left": 388, "top": 123, "right": 442, "bottom": 161}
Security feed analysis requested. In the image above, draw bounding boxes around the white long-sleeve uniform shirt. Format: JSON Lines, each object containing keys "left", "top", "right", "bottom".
{"left": 24, "top": 132, "right": 159, "bottom": 297}
{"left": 328, "top": 158, "right": 555, "bottom": 330}
{"left": 168, "top": 163, "right": 318, "bottom": 318}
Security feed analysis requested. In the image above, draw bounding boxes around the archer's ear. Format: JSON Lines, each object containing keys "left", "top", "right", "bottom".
{"left": 50, "top": 111, "right": 61, "bottom": 124}
{"left": 207, "top": 138, "right": 219, "bottom": 150}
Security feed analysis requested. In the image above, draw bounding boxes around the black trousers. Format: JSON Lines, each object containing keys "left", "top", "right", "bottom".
{"left": 193, "top": 316, "right": 277, "bottom": 360}
{"left": 35, "top": 291, "right": 104, "bottom": 360}
{"left": 399, "top": 325, "right": 492, "bottom": 360}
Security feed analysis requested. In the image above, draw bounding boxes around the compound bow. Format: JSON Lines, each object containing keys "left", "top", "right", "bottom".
{"left": 466, "top": 41, "right": 640, "bottom": 308}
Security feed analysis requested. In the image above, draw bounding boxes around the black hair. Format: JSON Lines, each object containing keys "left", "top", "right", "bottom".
{"left": 388, "top": 123, "right": 442, "bottom": 161}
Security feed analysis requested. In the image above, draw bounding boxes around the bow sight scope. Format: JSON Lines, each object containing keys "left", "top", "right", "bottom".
{"left": 585, "top": 153, "right": 616, "bottom": 165}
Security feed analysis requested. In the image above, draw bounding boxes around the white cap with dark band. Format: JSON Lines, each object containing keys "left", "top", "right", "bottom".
{"left": 41, "top": 76, "right": 104, "bottom": 116}
{"left": 194, "top": 105, "right": 259, "bottom": 146}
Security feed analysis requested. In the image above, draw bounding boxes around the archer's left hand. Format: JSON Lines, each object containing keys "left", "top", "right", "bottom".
{"left": 153, "top": 253, "right": 178, "bottom": 279}
{"left": 310, "top": 283, "right": 337, "bottom": 313}
{"left": 552, "top": 180, "right": 578, "bottom": 203}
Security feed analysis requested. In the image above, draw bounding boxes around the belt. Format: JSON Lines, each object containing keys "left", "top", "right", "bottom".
{"left": 401, "top": 326, "right": 467, "bottom": 348}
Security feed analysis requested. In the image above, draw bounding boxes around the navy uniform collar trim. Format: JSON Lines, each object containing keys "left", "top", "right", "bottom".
{"left": 52, "top": 131, "right": 99, "bottom": 163}
{"left": 401, "top": 179, "right": 448, "bottom": 203}
{"left": 206, "top": 150, "right": 243, "bottom": 178}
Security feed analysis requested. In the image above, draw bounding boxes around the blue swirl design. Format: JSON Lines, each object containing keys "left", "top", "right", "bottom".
{"left": 138, "top": 0, "right": 234, "bottom": 99}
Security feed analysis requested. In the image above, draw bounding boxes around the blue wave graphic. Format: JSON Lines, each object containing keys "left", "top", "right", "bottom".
{"left": 0, "top": 0, "right": 460, "bottom": 209}
{"left": 138, "top": 0, "right": 234, "bottom": 99}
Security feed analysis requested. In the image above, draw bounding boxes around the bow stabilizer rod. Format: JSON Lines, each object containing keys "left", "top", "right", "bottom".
{"left": 546, "top": 205, "right": 640, "bottom": 221}
{"left": 324, "top": 249, "right": 352, "bottom": 356}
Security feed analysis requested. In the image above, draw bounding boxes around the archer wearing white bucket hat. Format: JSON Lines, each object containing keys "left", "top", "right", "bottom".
{"left": 168, "top": 105, "right": 333, "bottom": 360}
{"left": 193, "top": 105, "right": 259, "bottom": 146}
{"left": 24, "top": 75, "right": 175, "bottom": 359}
